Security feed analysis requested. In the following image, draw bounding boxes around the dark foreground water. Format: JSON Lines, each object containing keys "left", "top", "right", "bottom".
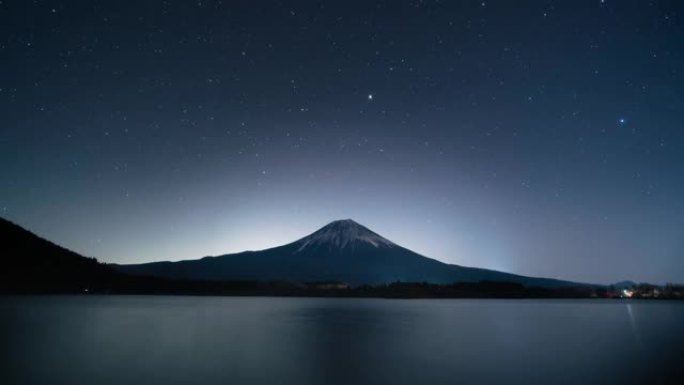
{"left": 1, "top": 296, "right": 682, "bottom": 385}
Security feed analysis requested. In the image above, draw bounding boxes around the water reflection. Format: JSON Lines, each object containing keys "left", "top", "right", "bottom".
{"left": 626, "top": 303, "right": 642, "bottom": 348}
{"left": 1, "top": 297, "right": 682, "bottom": 385}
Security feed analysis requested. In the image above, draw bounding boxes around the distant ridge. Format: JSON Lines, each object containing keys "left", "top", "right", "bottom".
{"left": 117, "top": 219, "right": 596, "bottom": 288}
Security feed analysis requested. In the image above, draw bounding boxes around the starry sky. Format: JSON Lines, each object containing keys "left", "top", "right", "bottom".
{"left": 1, "top": 0, "right": 683, "bottom": 284}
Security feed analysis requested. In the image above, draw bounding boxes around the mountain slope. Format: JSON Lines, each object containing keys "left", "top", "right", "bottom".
{"left": 117, "top": 219, "right": 591, "bottom": 288}
{"left": 0, "top": 217, "right": 115, "bottom": 293}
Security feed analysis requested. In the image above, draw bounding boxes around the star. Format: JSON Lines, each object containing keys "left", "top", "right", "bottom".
{"left": 367, "top": 94, "right": 373, "bottom": 101}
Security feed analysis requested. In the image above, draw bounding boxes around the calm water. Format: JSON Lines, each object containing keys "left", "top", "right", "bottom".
{"left": 1, "top": 296, "right": 682, "bottom": 385}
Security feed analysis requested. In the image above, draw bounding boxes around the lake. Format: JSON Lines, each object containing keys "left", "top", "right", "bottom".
{"left": 1, "top": 296, "right": 682, "bottom": 385}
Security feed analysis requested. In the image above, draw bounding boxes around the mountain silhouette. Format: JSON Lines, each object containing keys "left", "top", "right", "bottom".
{"left": 117, "top": 219, "right": 590, "bottom": 288}
{"left": 0, "top": 216, "right": 115, "bottom": 293}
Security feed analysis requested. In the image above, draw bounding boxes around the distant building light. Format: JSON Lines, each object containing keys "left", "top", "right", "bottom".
{"left": 622, "top": 289, "right": 633, "bottom": 298}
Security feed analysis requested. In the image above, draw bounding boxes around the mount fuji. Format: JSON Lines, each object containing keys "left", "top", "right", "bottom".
{"left": 116, "top": 219, "right": 589, "bottom": 288}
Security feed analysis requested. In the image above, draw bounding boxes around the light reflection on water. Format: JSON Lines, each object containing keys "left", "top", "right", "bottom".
{"left": 1, "top": 296, "right": 682, "bottom": 385}
{"left": 626, "top": 303, "right": 642, "bottom": 347}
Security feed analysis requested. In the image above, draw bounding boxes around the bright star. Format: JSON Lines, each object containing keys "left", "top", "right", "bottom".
{"left": 368, "top": 94, "right": 373, "bottom": 101}
{"left": 619, "top": 118, "right": 626, "bottom": 124}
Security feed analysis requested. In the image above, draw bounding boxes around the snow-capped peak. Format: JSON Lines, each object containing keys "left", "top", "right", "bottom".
{"left": 294, "top": 219, "right": 395, "bottom": 252}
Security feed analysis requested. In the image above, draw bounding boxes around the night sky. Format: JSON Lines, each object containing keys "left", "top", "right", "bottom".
{"left": 1, "top": 1, "right": 682, "bottom": 284}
